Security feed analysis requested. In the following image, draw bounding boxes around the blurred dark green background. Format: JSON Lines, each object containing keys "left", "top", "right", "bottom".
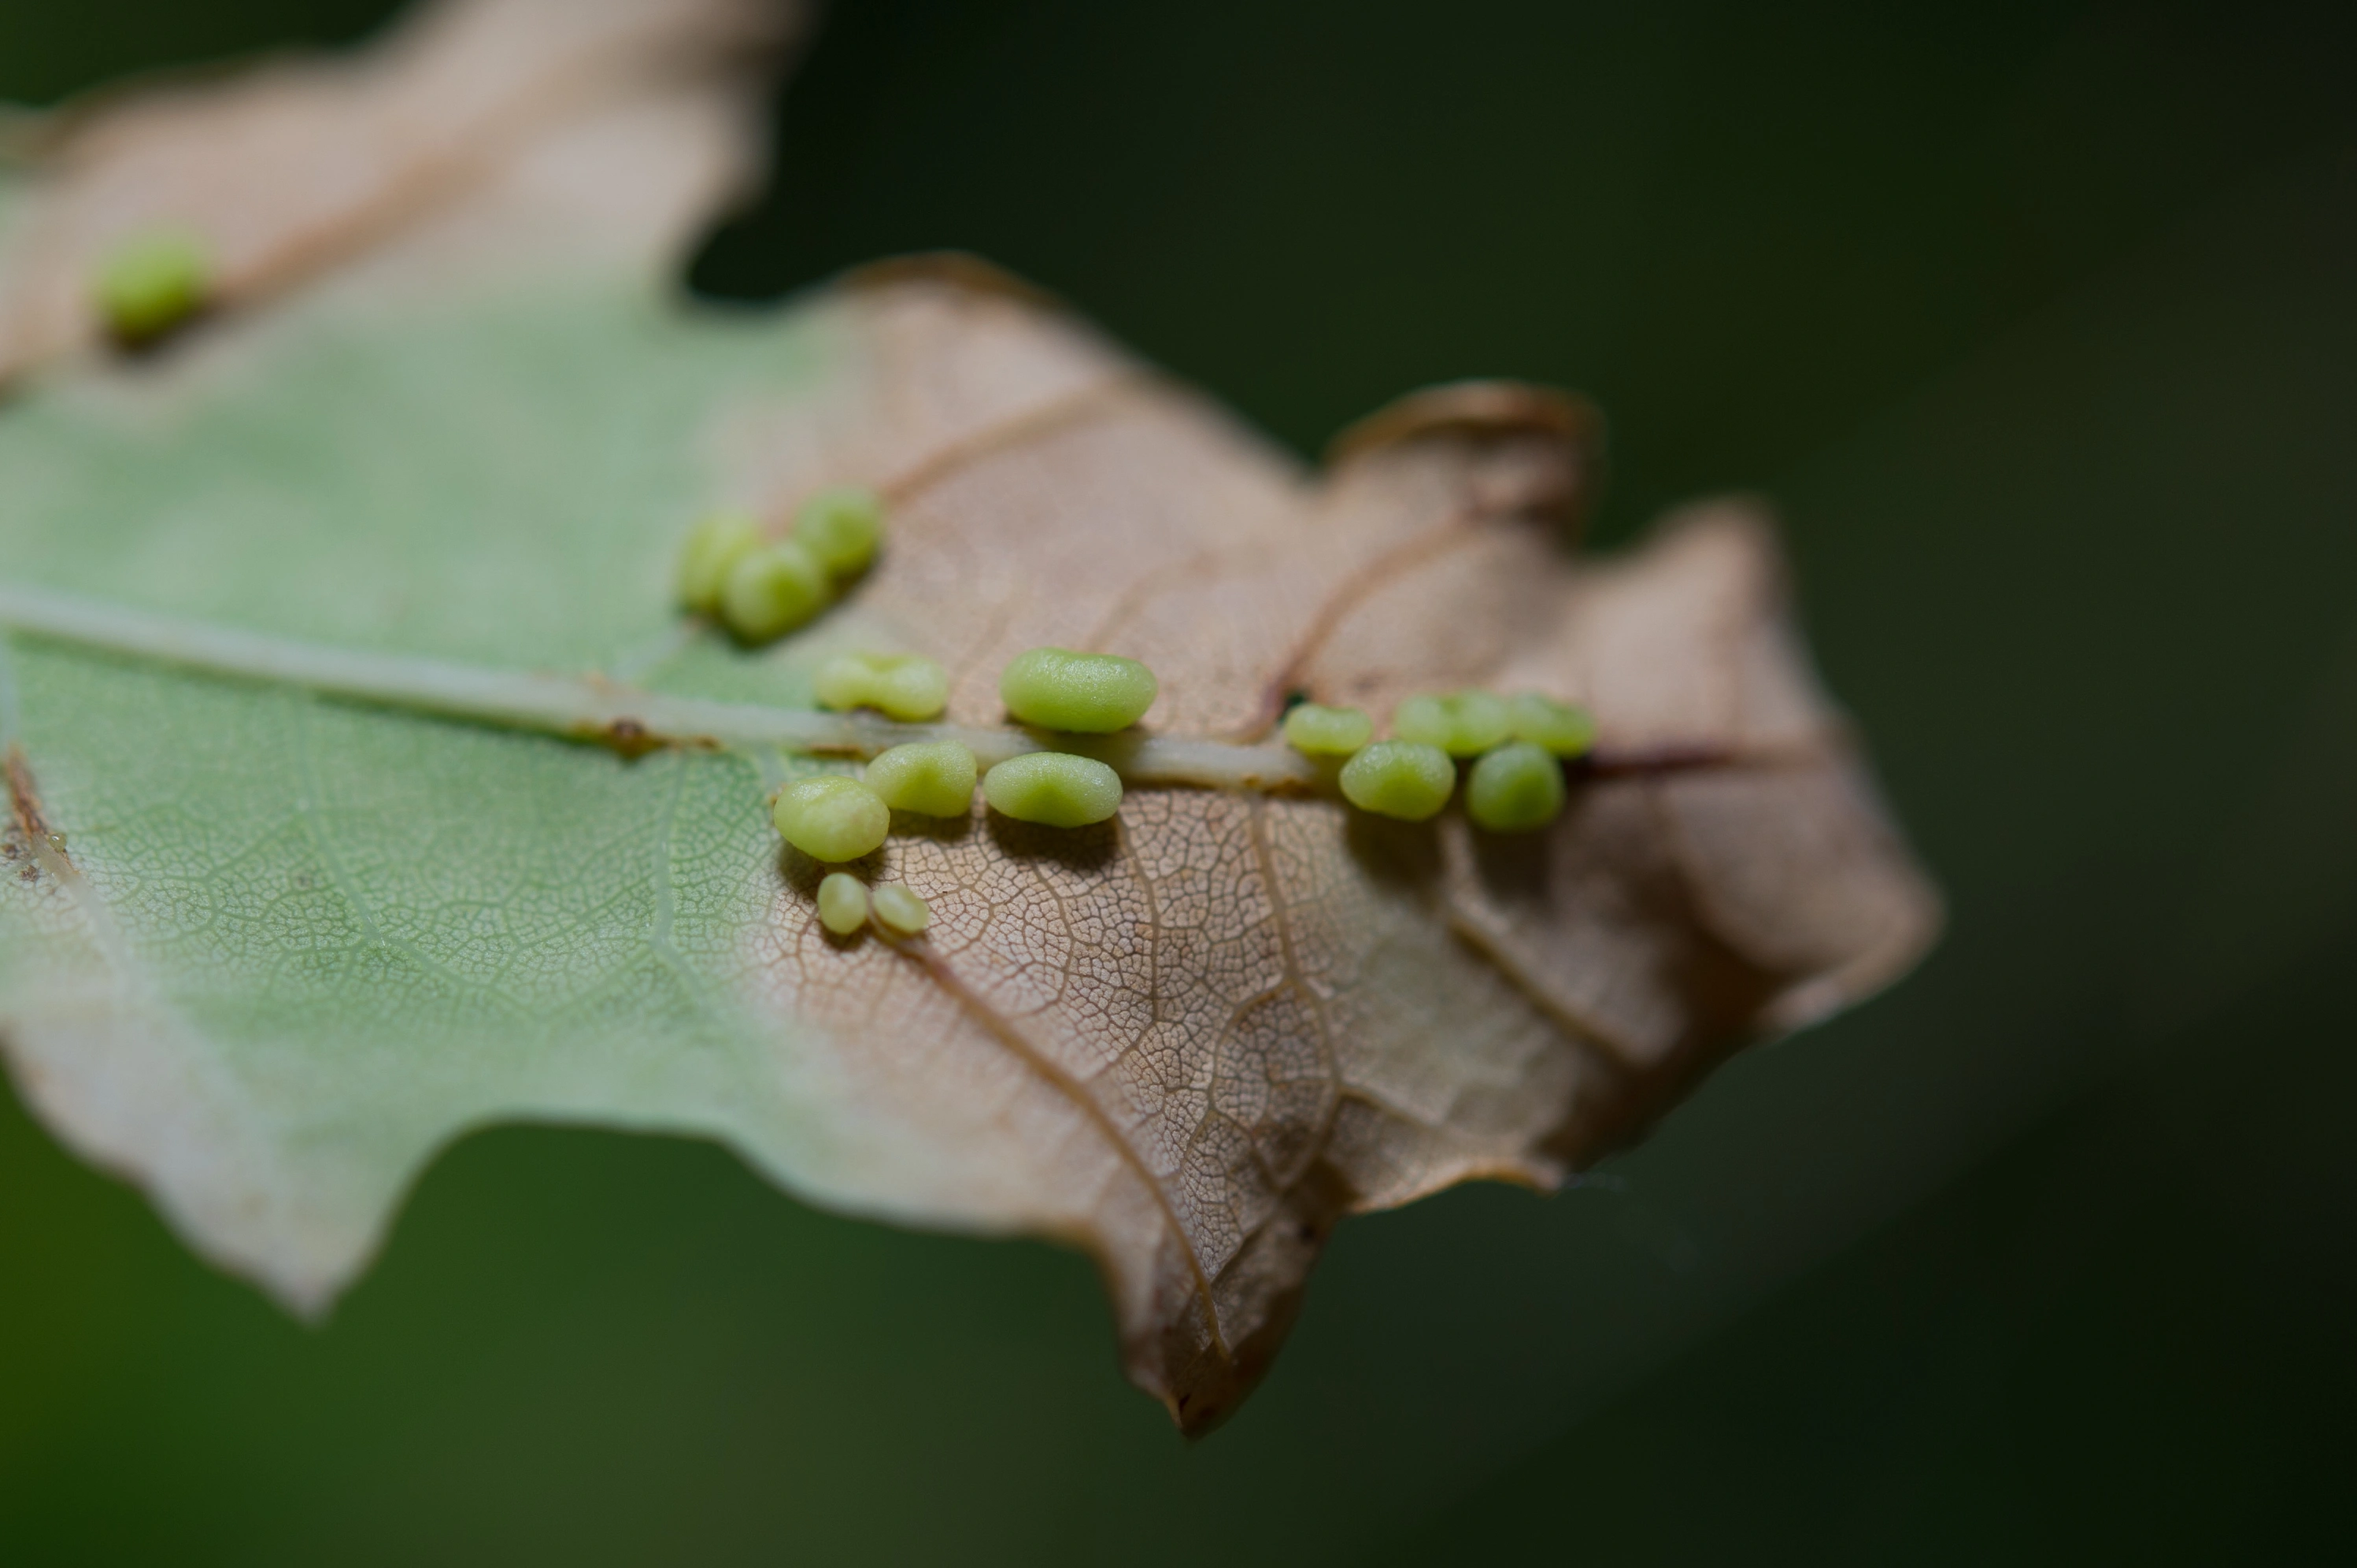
{"left": 6, "top": 1, "right": 2355, "bottom": 1561}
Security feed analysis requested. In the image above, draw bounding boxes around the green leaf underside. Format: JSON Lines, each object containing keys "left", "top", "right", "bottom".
{"left": 0, "top": 256, "right": 981, "bottom": 1296}
{"left": 2, "top": 272, "right": 832, "bottom": 681}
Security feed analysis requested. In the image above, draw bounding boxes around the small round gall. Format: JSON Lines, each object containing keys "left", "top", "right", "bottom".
{"left": 1281, "top": 702, "right": 1374, "bottom": 756}
{"left": 1338, "top": 740, "right": 1455, "bottom": 822}
{"left": 94, "top": 231, "right": 209, "bottom": 343}
{"left": 676, "top": 511, "right": 763, "bottom": 616}
{"left": 1506, "top": 693, "right": 1596, "bottom": 758}
{"left": 1466, "top": 741, "right": 1567, "bottom": 832}
{"left": 793, "top": 486, "right": 885, "bottom": 578}
{"left": 816, "top": 871, "right": 871, "bottom": 934}
{"left": 864, "top": 741, "right": 978, "bottom": 817}
{"left": 871, "top": 883, "right": 932, "bottom": 935}
{"left": 998, "top": 648, "right": 1158, "bottom": 733}
{"left": 982, "top": 752, "right": 1124, "bottom": 827}
{"left": 1390, "top": 690, "right": 1512, "bottom": 756}
{"left": 815, "top": 651, "right": 949, "bottom": 722}
{"left": 771, "top": 775, "right": 890, "bottom": 862}
{"left": 721, "top": 540, "right": 831, "bottom": 643}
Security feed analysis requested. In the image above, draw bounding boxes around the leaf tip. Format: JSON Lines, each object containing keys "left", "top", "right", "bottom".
{"left": 1325, "top": 380, "right": 1604, "bottom": 543}
{"left": 1326, "top": 379, "right": 1602, "bottom": 468}
{"left": 831, "top": 250, "right": 1067, "bottom": 312}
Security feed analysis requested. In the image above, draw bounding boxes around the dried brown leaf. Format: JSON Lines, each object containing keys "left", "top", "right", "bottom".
{"left": 696, "top": 270, "right": 1941, "bottom": 1423}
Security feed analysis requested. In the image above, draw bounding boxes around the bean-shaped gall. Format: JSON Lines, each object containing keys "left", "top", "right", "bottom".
{"left": 721, "top": 540, "right": 831, "bottom": 642}
{"left": 1507, "top": 693, "right": 1597, "bottom": 758}
{"left": 771, "top": 775, "right": 890, "bottom": 862}
{"left": 863, "top": 740, "right": 978, "bottom": 817}
{"left": 816, "top": 871, "right": 871, "bottom": 934}
{"left": 1465, "top": 741, "right": 1567, "bottom": 832}
{"left": 676, "top": 511, "right": 762, "bottom": 616}
{"left": 814, "top": 651, "right": 949, "bottom": 722}
{"left": 871, "top": 883, "right": 932, "bottom": 935}
{"left": 793, "top": 486, "right": 885, "bottom": 577}
{"left": 1338, "top": 740, "right": 1456, "bottom": 821}
{"left": 95, "top": 231, "right": 208, "bottom": 343}
{"left": 1281, "top": 702, "right": 1374, "bottom": 756}
{"left": 999, "top": 648, "right": 1158, "bottom": 733}
{"left": 1390, "top": 690, "right": 1512, "bottom": 756}
{"left": 982, "top": 752, "right": 1123, "bottom": 827}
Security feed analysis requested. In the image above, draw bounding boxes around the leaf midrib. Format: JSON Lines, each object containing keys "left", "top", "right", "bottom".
{"left": 0, "top": 579, "right": 1322, "bottom": 791}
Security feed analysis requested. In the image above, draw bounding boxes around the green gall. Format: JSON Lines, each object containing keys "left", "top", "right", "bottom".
{"left": 871, "top": 883, "right": 931, "bottom": 935}
{"left": 1282, "top": 702, "right": 1374, "bottom": 756}
{"left": 1507, "top": 692, "right": 1597, "bottom": 758}
{"left": 864, "top": 740, "right": 978, "bottom": 817}
{"left": 1465, "top": 741, "right": 1567, "bottom": 832}
{"left": 815, "top": 650, "right": 949, "bottom": 722}
{"left": 998, "top": 647, "right": 1159, "bottom": 733}
{"left": 771, "top": 775, "right": 890, "bottom": 862}
{"left": 793, "top": 486, "right": 885, "bottom": 577}
{"left": 982, "top": 752, "right": 1123, "bottom": 827}
{"left": 676, "top": 512, "right": 762, "bottom": 615}
{"left": 1390, "top": 690, "right": 1512, "bottom": 756}
{"left": 816, "top": 871, "right": 870, "bottom": 934}
{"left": 94, "top": 231, "right": 209, "bottom": 343}
{"left": 1338, "top": 740, "right": 1455, "bottom": 822}
{"left": 720, "top": 539, "right": 831, "bottom": 642}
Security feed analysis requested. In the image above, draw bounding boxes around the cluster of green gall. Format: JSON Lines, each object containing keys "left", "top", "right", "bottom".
{"left": 1284, "top": 688, "right": 1595, "bottom": 833}
{"left": 768, "top": 645, "right": 1152, "bottom": 875}
{"left": 677, "top": 488, "right": 885, "bottom": 642}
{"left": 774, "top": 641, "right": 1587, "bottom": 896}
{"left": 679, "top": 490, "right": 1586, "bottom": 923}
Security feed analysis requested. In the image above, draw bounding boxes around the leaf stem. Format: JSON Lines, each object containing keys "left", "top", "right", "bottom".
{"left": 0, "top": 581, "right": 1323, "bottom": 793}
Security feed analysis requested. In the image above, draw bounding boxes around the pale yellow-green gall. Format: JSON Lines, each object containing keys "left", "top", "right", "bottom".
{"left": 721, "top": 540, "right": 831, "bottom": 642}
{"left": 871, "top": 883, "right": 932, "bottom": 935}
{"left": 1282, "top": 702, "right": 1374, "bottom": 756}
{"left": 864, "top": 741, "right": 978, "bottom": 817}
{"left": 1507, "top": 692, "right": 1597, "bottom": 758}
{"left": 676, "top": 512, "right": 762, "bottom": 615}
{"left": 94, "top": 231, "right": 208, "bottom": 342}
{"left": 793, "top": 486, "right": 885, "bottom": 577}
{"left": 982, "top": 752, "right": 1123, "bottom": 827}
{"left": 814, "top": 650, "right": 949, "bottom": 721}
{"left": 999, "top": 647, "right": 1158, "bottom": 733}
{"left": 1338, "top": 740, "right": 1455, "bottom": 821}
{"left": 1390, "top": 690, "right": 1512, "bottom": 756}
{"left": 771, "top": 775, "right": 890, "bottom": 862}
{"left": 1465, "top": 741, "right": 1567, "bottom": 832}
{"left": 816, "top": 871, "right": 871, "bottom": 934}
